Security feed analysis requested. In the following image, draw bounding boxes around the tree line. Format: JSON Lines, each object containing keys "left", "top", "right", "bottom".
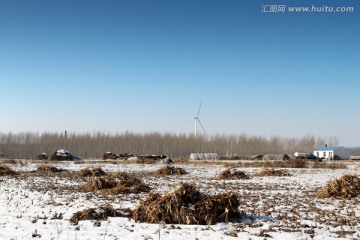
{"left": 0, "top": 131, "right": 339, "bottom": 159}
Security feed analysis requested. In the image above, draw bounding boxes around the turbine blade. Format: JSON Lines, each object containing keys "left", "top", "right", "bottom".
{"left": 197, "top": 119, "right": 206, "bottom": 134}
{"left": 196, "top": 101, "right": 202, "bottom": 117}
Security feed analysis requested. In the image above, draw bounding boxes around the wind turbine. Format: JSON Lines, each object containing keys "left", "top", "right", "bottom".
{"left": 194, "top": 101, "right": 206, "bottom": 138}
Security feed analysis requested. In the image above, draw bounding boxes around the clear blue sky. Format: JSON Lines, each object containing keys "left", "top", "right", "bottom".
{"left": 1, "top": 0, "right": 359, "bottom": 146}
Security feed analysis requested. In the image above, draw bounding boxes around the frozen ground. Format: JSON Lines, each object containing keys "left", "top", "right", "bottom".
{"left": 0, "top": 160, "right": 359, "bottom": 240}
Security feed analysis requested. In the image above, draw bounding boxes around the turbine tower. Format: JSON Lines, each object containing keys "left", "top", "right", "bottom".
{"left": 194, "top": 101, "right": 206, "bottom": 138}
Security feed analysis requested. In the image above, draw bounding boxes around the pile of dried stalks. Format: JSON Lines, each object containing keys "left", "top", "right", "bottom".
{"left": 108, "top": 171, "right": 132, "bottom": 180}
{"left": 80, "top": 177, "right": 118, "bottom": 191}
{"left": 102, "top": 178, "right": 151, "bottom": 194}
{"left": 255, "top": 168, "right": 291, "bottom": 177}
{"left": 215, "top": 168, "right": 250, "bottom": 180}
{"left": 135, "top": 158, "right": 159, "bottom": 164}
{"left": 131, "top": 183, "right": 240, "bottom": 225}
{"left": 35, "top": 166, "right": 66, "bottom": 173}
{"left": 76, "top": 167, "right": 107, "bottom": 177}
{"left": 152, "top": 165, "right": 187, "bottom": 176}
{"left": 79, "top": 176, "right": 150, "bottom": 194}
{"left": 316, "top": 174, "right": 360, "bottom": 199}
{"left": 0, "top": 165, "right": 17, "bottom": 176}
{"left": 70, "top": 204, "right": 131, "bottom": 225}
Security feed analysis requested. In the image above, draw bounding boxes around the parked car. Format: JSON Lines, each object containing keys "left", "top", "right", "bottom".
{"left": 294, "top": 152, "right": 321, "bottom": 161}
{"left": 307, "top": 153, "right": 323, "bottom": 162}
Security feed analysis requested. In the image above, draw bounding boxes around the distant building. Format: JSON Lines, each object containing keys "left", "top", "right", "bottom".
{"left": 189, "top": 153, "right": 219, "bottom": 160}
{"left": 314, "top": 146, "right": 351, "bottom": 160}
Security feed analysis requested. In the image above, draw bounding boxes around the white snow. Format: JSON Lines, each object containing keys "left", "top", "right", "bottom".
{"left": 1, "top": 160, "right": 359, "bottom": 240}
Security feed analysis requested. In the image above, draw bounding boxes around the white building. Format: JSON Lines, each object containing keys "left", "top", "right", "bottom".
{"left": 189, "top": 153, "right": 219, "bottom": 160}
{"left": 314, "top": 146, "right": 351, "bottom": 160}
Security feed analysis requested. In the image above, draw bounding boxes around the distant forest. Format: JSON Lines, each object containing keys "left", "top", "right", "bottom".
{"left": 0, "top": 131, "right": 340, "bottom": 159}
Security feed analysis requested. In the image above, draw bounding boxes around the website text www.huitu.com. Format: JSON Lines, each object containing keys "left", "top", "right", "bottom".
{"left": 261, "top": 5, "right": 355, "bottom": 13}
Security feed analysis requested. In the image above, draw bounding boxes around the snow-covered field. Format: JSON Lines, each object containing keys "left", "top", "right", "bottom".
{"left": 1, "top": 160, "right": 359, "bottom": 240}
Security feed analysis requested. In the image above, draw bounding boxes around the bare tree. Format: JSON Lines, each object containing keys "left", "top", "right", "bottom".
{"left": 0, "top": 131, "right": 341, "bottom": 159}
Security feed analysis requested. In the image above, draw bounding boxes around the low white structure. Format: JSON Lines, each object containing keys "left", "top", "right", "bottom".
{"left": 314, "top": 146, "right": 351, "bottom": 160}
{"left": 189, "top": 153, "right": 219, "bottom": 160}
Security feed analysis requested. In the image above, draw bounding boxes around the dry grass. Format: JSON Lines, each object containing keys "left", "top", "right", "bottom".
{"left": 215, "top": 168, "right": 250, "bottom": 180}
{"left": 102, "top": 178, "right": 151, "bottom": 194}
{"left": 152, "top": 165, "right": 187, "bottom": 176}
{"left": 312, "top": 162, "right": 347, "bottom": 169}
{"left": 0, "top": 159, "right": 17, "bottom": 164}
{"left": 70, "top": 204, "right": 131, "bottom": 225}
{"left": 225, "top": 159, "right": 308, "bottom": 169}
{"left": 121, "top": 158, "right": 159, "bottom": 164}
{"left": 0, "top": 165, "right": 17, "bottom": 176}
{"left": 79, "top": 176, "right": 150, "bottom": 194}
{"left": 76, "top": 167, "right": 107, "bottom": 177}
{"left": 80, "top": 177, "right": 118, "bottom": 191}
{"left": 316, "top": 174, "right": 360, "bottom": 199}
{"left": 135, "top": 158, "right": 159, "bottom": 164}
{"left": 35, "top": 166, "right": 66, "bottom": 173}
{"left": 131, "top": 183, "right": 240, "bottom": 225}
{"left": 254, "top": 168, "right": 291, "bottom": 177}
{"left": 107, "top": 171, "right": 132, "bottom": 180}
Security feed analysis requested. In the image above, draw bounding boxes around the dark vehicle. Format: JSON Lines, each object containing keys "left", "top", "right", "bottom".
{"left": 306, "top": 153, "right": 322, "bottom": 162}
{"left": 306, "top": 153, "right": 317, "bottom": 159}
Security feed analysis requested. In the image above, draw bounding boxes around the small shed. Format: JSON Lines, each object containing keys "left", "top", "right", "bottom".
{"left": 189, "top": 153, "right": 219, "bottom": 160}
{"left": 314, "top": 146, "right": 351, "bottom": 160}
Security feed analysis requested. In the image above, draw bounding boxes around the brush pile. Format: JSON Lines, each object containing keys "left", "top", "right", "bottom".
{"left": 80, "top": 177, "right": 118, "bottom": 191}
{"left": 35, "top": 166, "right": 66, "bottom": 173}
{"left": 103, "top": 152, "right": 119, "bottom": 160}
{"left": 70, "top": 204, "right": 131, "bottom": 225}
{"left": 153, "top": 165, "right": 187, "bottom": 176}
{"left": 316, "top": 174, "right": 360, "bottom": 199}
{"left": 136, "top": 154, "right": 172, "bottom": 164}
{"left": 131, "top": 183, "right": 240, "bottom": 225}
{"left": 103, "top": 178, "right": 151, "bottom": 194}
{"left": 0, "top": 165, "right": 17, "bottom": 176}
{"left": 33, "top": 153, "right": 49, "bottom": 160}
{"left": 79, "top": 176, "right": 150, "bottom": 194}
{"left": 255, "top": 168, "right": 291, "bottom": 177}
{"left": 76, "top": 167, "right": 107, "bottom": 177}
{"left": 215, "top": 168, "right": 250, "bottom": 180}
{"left": 108, "top": 171, "right": 132, "bottom": 180}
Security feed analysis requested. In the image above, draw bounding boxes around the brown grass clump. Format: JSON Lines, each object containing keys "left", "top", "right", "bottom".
{"left": 79, "top": 176, "right": 150, "bottom": 194}
{"left": 215, "top": 168, "right": 250, "bottom": 180}
{"left": 0, "top": 159, "right": 17, "bottom": 164}
{"left": 131, "top": 183, "right": 240, "bottom": 225}
{"left": 152, "top": 165, "right": 187, "bottom": 176}
{"left": 287, "top": 159, "right": 308, "bottom": 168}
{"left": 136, "top": 158, "right": 159, "bottom": 164}
{"left": 108, "top": 171, "right": 132, "bottom": 180}
{"left": 224, "top": 159, "right": 308, "bottom": 169}
{"left": 70, "top": 204, "right": 131, "bottom": 225}
{"left": 255, "top": 168, "right": 291, "bottom": 177}
{"left": 312, "top": 162, "right": 347, "bottom": 169}
{"left": 103, "top": 178, "right": 151, "bottom": 194}
{"left": 76, "top": 167, "right": 107, "bottom": 177}
{"left": 316, "top": 174, "right": 360, "bottom": 199}
{"left": 35, "top": 166, "right": 66, "bottom": 173}
{"left": 80, "top": 177, "right": 118, "bottom": 191}
{"left": 0, "top": 165, "right": 17, "bottom": 176}
{"left": 33, "top": 153, "right": 49, "bottom": 160}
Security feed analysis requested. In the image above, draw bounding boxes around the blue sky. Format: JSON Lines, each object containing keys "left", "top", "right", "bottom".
{"left": 0, "top": 0, "right": 359, "bottom": 146}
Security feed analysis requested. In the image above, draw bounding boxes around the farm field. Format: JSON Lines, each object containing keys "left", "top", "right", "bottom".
{"left": 1, "top": 160, "right": 359, "bottom": 240}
